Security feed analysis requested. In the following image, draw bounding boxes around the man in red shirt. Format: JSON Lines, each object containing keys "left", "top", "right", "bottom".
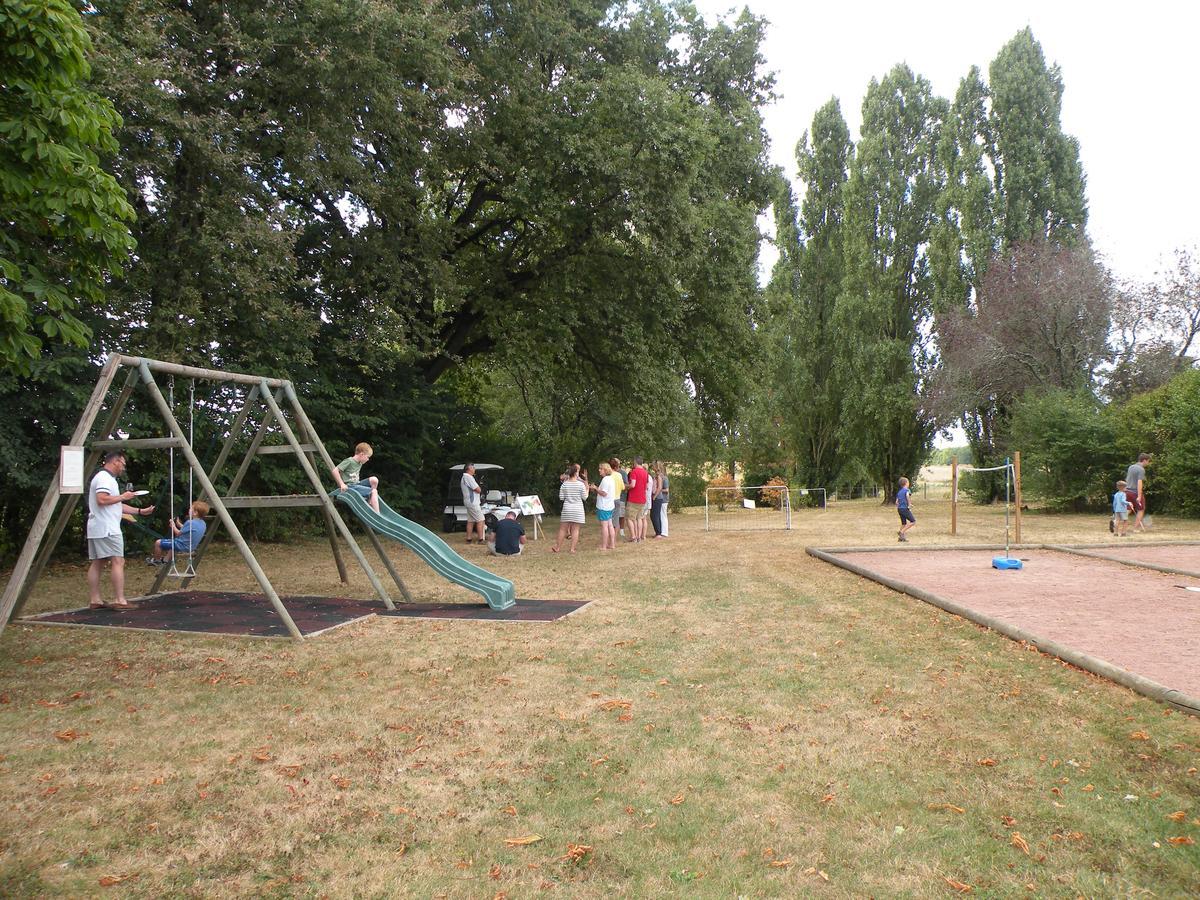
{"left": 625, "top": 456, "right": 650, "bottom": 543}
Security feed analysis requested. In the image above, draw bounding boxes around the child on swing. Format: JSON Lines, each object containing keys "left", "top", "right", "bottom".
{"left": 147, "top": 500, "right": 210, "bottom": 566}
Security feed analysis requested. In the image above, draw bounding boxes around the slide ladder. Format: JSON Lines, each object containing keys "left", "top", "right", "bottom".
{"left": 334, "top": 490, "right": 516, "bottom": 610}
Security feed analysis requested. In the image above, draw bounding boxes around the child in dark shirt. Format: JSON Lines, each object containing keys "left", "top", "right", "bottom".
{"left": 897, "top": 477, "right": 915, "bottom": 542}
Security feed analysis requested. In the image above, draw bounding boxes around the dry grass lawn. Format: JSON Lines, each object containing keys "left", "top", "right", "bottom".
{"left": 1, "top": 499, "right": 1198, "bottom": 897}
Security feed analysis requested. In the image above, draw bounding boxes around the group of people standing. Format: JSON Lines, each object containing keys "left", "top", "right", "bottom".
{"left": 552, "top": 456, "right": 669, "bottom": 553}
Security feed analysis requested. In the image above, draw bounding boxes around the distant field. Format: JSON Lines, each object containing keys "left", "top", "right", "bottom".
{"left": 1, "top": 501, "right": 1197, "bottom": 896}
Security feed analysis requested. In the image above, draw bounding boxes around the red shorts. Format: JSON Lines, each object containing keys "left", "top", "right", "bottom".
{"left": 1125, "top": 490, "right": 1144, "bottom": 512}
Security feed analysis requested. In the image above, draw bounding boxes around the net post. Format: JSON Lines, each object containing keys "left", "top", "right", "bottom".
{"left": 951, "top": 457, "right": 958, "bottom": 536}
{"left": 1013, "top": 451, "right": 1022, "bottom": 544}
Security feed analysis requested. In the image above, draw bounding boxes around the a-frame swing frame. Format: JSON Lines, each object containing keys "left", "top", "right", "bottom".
{"left": 0, "top": 355, "right": 411, "bottom": 641}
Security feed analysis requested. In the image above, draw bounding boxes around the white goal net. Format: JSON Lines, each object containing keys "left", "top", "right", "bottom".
{"left": 704, "top": 486, "right": 828, "bottom": 531}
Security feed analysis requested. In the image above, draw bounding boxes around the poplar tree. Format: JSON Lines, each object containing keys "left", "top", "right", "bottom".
{"left": 989, "top": 27, "right": 1087, "bottom": 247}
{"left": 834, "top": 65, "right": 945, "bottom": 499}
{"left": 931, "top": 30, "right": 1090, "bottom": 495}
{"left": 789, "top": 98, "right": 852, "bottom": 486}
{"left": 930, "top": 67, "right": 995, "bottom": 314}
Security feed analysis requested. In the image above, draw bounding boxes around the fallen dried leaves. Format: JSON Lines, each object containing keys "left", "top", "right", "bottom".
{"left": 1011, "top": 833, "right": 1030, "bottom": 855}
{"left": 54, "top": 729, "right": 86, "bottom": 742}
{"left": 98, "top": 873, "right": 138, "bottom": 887}
{"left": 977, "top": 758, "right": 997, "bottom": 767}
{"left": 1167, "top": 836, "right": 1195, "bottom": 846}
{"left": 945, "top": 877, "right": 973, "bottom": 893}
{"left": 559, "top": 843, "right": 592, "bottom": 864}
{"left": 504, "top": 834, "right": 543, "bottom": 846}
{"left": 927, "top": 803, "right": 965, "bottom": 814}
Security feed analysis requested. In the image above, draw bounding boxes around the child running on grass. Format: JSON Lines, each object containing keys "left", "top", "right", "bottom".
{"left": 147, "top": 500, "right": 210, "bottom": 566}
{"left": 897, "top": 476, "right": 915, "bottom": 542}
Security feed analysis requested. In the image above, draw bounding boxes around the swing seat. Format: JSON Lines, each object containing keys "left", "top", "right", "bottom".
{"left": 992, "top": 556, "right": 1023, "bottom": 570}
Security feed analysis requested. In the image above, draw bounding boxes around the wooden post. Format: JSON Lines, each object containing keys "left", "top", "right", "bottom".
{"left": 14, "top": 365, "right": 141, "bottom": 616}
{"left": 138, "top": 363, "right": 305, "bottom": 641}
{"left": 359, "top": 526, "right": 415, "bottom": 603}
{"left": 1013, "top": 451, "right": 1022, "bottom": 545}
{"left": 950, "top": 456, "right": 958, "bottom": 536}
{"left": 0, "top": 355, "right": 123, "bottom": 632}
{"left": 296, "top": 416, "right": 348, "bottom": 584}
{"left": 260, "top": 382, "right": 394, "bottom": 608}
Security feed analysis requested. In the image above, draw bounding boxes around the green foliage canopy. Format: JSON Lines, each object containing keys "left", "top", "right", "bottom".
{"left": 0, "top": 0, "right": 135, "bottom": 374}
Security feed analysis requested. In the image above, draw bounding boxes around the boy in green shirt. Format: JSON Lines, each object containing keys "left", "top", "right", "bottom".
{"left": 333, "top": 442, "right": 381, "bottom": 512}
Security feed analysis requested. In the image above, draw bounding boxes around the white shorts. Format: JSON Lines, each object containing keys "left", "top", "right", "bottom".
{"left": 465, "top": 505, "right": 485, "bottom": 522}
{"left": 88, "top": 535, "right": 124, "bottom": 560}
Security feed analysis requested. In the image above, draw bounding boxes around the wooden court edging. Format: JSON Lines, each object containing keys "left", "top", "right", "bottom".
{"left": 1045, "top": 543, "right": 1200, "bottom": 579}
{"left": 806, "top": 546, "right": 1200, "bottom": 717}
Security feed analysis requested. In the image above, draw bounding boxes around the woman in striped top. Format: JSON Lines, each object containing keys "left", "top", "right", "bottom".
{"left": 551, "top": 464, "right": 587, "bottom": 553}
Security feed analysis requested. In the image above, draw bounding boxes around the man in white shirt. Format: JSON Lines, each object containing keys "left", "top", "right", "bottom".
{"left": 460, "top": 463, "right": 485, "bottom": 544}
{"left": 87, "top": 451, "right": 155, "bottom": 609}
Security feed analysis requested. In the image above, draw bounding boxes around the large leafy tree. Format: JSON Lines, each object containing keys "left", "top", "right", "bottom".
{"left": 0, "top": 0, "right": 134, "bottom": 374}
{"left": 1108, "top": 246, "right": 1200, "bottom": 401}
{"left": 834, "top": 65, "right": 946, "bottom": 500}
{"left": 70, "top": 0, "right": 773, "bottom": 510}
{"left": 937, "top": 239, "right": 1114, "bottom": 406}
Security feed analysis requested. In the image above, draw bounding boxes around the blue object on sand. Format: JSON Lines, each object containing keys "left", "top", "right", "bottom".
{"left": 992, "top": 556, "right": 1023, "bottom": 570}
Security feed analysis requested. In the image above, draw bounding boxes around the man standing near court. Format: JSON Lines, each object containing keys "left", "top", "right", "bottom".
{"left": 461, "top": 462, "right": 486, "bottom": 544}
{"left": 1124, "top": 452, "right": 1151, "bottom": 533}
{"left": 87, "top": 451, "right": 155, "bottom": 609}
{"left": 624, "top": 456, "right": 650, "bottom": 543}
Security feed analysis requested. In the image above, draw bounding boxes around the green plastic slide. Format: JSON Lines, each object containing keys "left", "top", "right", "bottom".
{"left": 333, "top": 489, "right": 516, "bottom": 610}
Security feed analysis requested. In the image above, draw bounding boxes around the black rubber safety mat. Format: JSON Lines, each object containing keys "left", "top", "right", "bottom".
{"left": 375, "top": 599, "right": 590, "bottom": 621}
{"left": 21, "top": 591, "right": 590, "bottom": 637}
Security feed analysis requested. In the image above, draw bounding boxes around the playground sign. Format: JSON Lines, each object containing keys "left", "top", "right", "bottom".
{"left": 59, "top": 446, "right": 85, "bottom": 494}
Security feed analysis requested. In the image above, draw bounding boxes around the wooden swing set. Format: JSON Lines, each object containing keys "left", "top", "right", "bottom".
{"left": 0, "top": 355, "right": 413, "bottom": 641}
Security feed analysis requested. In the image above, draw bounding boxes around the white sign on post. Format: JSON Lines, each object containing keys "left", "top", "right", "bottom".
{"left": 60, "top": 446, "right": 85, "bottom": 494}
{"left": 516, "top": 495, "right": 544, "bottom": 516}
{"left": 516, "top": 495, "right": 545, "bottom": 539}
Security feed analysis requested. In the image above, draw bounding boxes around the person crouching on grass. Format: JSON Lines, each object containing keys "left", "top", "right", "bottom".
{"left": 147, "top": 500, "right": 210, "bottom": 566}
{"left": 897, "top": 477, "right": 915, "bottom": 542}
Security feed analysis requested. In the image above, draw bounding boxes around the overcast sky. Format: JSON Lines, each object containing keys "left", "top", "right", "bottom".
{"left": 694, "top": 0, "right": 1200, "bottom": 283}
